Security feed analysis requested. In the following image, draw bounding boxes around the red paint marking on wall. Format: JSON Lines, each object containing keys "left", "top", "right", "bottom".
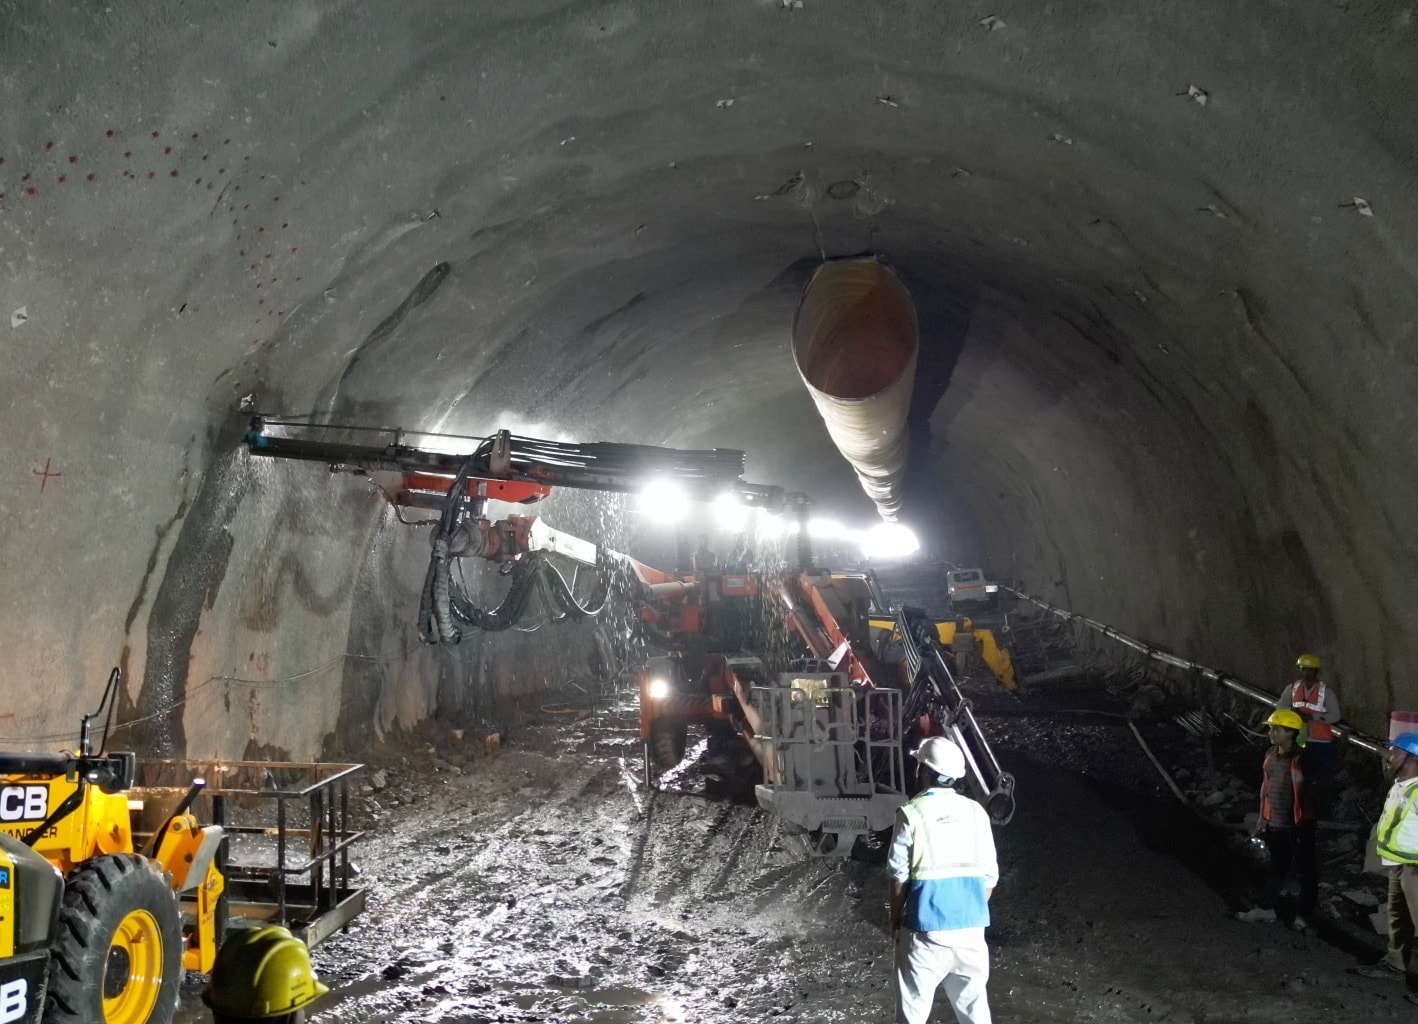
{"left": 56, "top": 175, "right": 66, "bottom": 184}
{"left": 20, "top": 173, "right": 29, "bottom": 181}
{"left": 202, "top": 154, "right": 209, "bottom": 161}
{"left": 123, "top": 151, "right": 132, "bottom": 158}
{"left": 86, "top": 173, "right": 95, "bottom": 182}
{"left": 67, "top": 155, "right": 77, "bottom": 164}
{"left": 151, "top": 131, "right": 161, "bottom": 138}
{"left": 164, "top": 146, "right": 172, "bottom": 154}
{"left": 106, "top": 129, "right": 116, "bottom": 137}
{"left": 191, "top": 133, "right": 199, "bottom": 140}
{"left": 33, "top": 458, "right": 61, "bottom": 492}
{"left": 44, "top": 141, "right": 53, "bottom": 150}
{"left": 281, "top": 222, "right": 288, "bottom": 229}
{"left": 147, "top": 171, "right": 155, "bottom": 179}
{"left": 169, "top": 169, "right": 178, "bottom": 177}
{"left": 24, "top": 186, "right": 36, "bottom": 196}
{"left": 218, "top": 167, "right": 226, "bottom": 174}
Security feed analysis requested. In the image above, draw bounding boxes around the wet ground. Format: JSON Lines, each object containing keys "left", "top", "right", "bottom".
{"left": 175, "top": 681, "right": 1412, "bottom": 1023}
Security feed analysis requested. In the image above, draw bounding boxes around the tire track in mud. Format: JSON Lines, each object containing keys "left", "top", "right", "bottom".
{"left": 249, "top": 722, "right": 901, "bottom": 1024}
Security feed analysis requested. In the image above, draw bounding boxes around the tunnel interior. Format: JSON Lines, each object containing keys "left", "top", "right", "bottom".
{"left": 1, "top": 3, "right": 1415, "bottom": 1021}
{"left": 5, "top": 2, "right": 1415, "bottom": 751}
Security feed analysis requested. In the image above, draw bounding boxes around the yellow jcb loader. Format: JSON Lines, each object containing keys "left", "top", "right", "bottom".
{"left": 0, "top": 670, "right": 223, "bottom": 1024}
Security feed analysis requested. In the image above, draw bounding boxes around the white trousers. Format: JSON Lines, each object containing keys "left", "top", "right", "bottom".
{"left": 895, "top": 930, "right": 992, "bottom": 1024}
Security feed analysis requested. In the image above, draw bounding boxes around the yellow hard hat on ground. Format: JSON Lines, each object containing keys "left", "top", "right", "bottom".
{"left": 203, "top": 926, "right": 330, "bottom": 1020}
{"left": 1264, "top": 709, "right": 1305, "bottom": 732}
{"left": 1295, "top": 653, "right": 1323, "bottom": 670}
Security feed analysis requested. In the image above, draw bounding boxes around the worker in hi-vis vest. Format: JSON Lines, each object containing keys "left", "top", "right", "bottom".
{"left": 888, "top": 736, "right": 999, "bottom": 1024}
{"left": 1277, "top": 653, "right": 1342, "bottom": 774}
{"left": 1351, "top": 732, "right": 1418, "bottom": 1003}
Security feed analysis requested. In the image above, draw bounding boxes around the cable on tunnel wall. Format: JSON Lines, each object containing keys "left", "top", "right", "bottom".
{"left": 1002, "top": 586, "right": 1387, "bottom": 758}
{"left": 0, "top": 651, "right": 399, "bottom": 748}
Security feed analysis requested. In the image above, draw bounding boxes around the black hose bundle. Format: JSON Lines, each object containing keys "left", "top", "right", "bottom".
{"left": 417, "top": 457, "right": 616, "bottom": 643}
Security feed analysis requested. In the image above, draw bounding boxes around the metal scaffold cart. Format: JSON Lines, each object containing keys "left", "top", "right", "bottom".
{"left": 752, "top": 672, "right": 906, "bottom": 856}
{"left": 132, "top": 758, "right": 367, "bottom": 948}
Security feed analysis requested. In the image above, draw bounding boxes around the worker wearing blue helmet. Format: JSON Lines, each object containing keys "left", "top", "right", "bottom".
{"left": 1351, "top": 732, "right": 1418, "bottom": 1003}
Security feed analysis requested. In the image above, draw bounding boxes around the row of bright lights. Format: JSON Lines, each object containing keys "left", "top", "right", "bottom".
{"left": 635, "top": 481, "right": 920, "bottom": 559}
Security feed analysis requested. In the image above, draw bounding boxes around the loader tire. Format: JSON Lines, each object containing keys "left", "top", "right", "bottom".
{"left": 45, "top": 853, "right": 181, "bottom": 1024}
{"left": 651, "top": 718, "right": 688, "bottom": 769}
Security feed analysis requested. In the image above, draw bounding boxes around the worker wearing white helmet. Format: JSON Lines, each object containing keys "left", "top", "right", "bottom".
{"left": 888, "top": 735, "right": 999, "bottom": 1024}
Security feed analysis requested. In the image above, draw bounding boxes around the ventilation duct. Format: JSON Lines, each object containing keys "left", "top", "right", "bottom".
{"left": 791, "top": 258, "right": 919, "bottom": 522}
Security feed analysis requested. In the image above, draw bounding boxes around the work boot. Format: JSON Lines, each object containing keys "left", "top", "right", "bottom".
{"left": 1234, "top": 907, "right": 1277, "bottom": 923}
{"left": 1348, "top": 963, "right": 1403, "bottom": 980}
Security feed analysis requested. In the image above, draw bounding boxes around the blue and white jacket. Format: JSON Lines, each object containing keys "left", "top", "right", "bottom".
{"left": 888, "top": 788, "right": 999, "bottom": 936}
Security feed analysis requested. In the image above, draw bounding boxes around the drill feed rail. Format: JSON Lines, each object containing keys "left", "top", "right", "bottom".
{"left": 897, "top": 609, "right": 1017, "bottom": 824}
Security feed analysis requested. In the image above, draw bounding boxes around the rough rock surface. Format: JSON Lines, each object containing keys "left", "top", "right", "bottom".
{"left": 2, "top": 3, "right": 1416, "bottom": 754}
{"left": 172, "top": 706, "right": 1411, "bottom": 1022}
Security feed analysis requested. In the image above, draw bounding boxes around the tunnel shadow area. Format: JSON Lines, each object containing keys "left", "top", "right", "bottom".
{"left": 983, "top": 700, "right": 1384, "bottom": 968}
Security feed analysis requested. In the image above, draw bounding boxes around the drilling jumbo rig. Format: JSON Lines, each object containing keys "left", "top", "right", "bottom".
{"left": 241, "top": 256, "right": 1016, "bottom": 855}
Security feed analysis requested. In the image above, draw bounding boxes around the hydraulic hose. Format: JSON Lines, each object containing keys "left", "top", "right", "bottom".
{"left": 1003, "top": 585, "right": 1387, "bottom": 758}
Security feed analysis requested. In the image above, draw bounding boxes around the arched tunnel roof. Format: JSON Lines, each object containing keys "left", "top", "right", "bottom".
{"left": 2, "top": 2, "right": 1415, "bottom": 750}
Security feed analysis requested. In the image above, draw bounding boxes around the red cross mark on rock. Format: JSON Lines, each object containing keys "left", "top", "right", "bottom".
{"left": 33, "top": 457, "right": 61, "bottom": 492}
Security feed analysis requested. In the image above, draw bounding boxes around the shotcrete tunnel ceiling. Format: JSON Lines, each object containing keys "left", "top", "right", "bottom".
{"left": 2, "top": 2, "right": 1416, "bottom": 737}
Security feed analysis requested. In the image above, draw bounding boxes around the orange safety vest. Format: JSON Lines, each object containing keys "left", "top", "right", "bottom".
{"left": 1259, "top": 749, "right": 1311, "bottom": 825}
{"left": 1288, "top": 680, "right": 1333, "bottom": 741}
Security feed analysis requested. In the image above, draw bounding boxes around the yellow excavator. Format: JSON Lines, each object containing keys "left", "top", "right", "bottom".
{"left": 0, "top": 670, "right": 224, "bottom": 1024}
{"left": 869, "top": 615, "right": 1018, "bottom": 691}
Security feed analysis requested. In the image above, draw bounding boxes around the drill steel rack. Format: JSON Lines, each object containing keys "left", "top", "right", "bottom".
{"left": 131, "top": 758, "right": 366, "bottom": 948}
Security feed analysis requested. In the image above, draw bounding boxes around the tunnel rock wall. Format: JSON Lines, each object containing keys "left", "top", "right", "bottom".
{"left": 937, "top": 283, "right": 1413, "bottom": 734}
{"left": 2, "top": 2, "right": 1417, "bottom": 748}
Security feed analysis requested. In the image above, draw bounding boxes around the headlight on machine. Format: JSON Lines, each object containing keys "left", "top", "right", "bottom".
{"left": 985, "top": 584, "right": 999, "bottom": 593}
{"left": 647, "top": 677, "right": 671, "bottom": 701}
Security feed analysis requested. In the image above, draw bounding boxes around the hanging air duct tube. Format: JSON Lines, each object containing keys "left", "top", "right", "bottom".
{"left": 792, "top": 258, "right": 919, "bottom": 522}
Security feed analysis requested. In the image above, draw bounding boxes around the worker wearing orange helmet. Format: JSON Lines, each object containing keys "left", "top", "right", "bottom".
{"left": 1277, "top": 653, "right": 1342, "bottom": 773}
{"left": 1235, "top": 709, "right": 1319, "bottom": 930}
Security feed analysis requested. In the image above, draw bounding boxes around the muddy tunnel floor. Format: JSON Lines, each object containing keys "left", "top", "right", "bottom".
{"left": 174, "top": 685, "right": 1409, "bottom": 1023}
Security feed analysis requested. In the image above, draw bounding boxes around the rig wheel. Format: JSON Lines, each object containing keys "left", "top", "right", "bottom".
{"left": 650, "top": 717, "right": 688, "bottom": 769}
{"left": 45, "top": 854, "right": 181, "bottom": 1024}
